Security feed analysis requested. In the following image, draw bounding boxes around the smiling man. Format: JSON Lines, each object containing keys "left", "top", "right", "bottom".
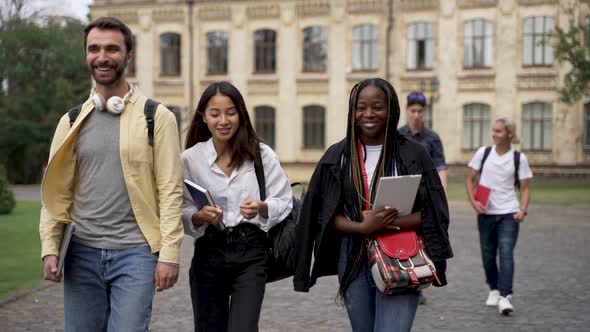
{"left": 39, "top": 17, "right": 184, "bottom": 331}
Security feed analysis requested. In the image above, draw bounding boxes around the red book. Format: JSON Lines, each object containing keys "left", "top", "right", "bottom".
{"left": 474, "top": 184, "right": 491, "bottom": 208}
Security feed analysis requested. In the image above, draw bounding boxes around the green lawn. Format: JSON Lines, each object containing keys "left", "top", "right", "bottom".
{"left": 448, "top": 179, "right": 590, "bottom": 205}
{"left": 0, "top": 201, "right": 42, "bottom": 298}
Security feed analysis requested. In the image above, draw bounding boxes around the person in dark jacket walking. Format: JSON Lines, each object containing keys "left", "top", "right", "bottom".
{"left": 294, "top": 78, "right": 453, "bottom": 332}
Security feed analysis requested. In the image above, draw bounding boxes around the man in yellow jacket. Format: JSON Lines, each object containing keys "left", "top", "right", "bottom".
{"left": 39, "top": 17, "right": 184, "bottom": 331}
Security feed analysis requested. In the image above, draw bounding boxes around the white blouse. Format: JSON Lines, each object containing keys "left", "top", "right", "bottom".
{"left": 181, "top": 138, "right": 293, "bottom": 239}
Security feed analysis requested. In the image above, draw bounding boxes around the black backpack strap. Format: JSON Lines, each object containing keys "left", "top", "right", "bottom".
{"left": 253, "top": 144, "right": 267, "bottom": 201}
{"left": 144, "top": 98, "right": 160, "bottom": 147}
{"left": 67, "top": 105, "right": 82, "bottom": 127}
{"left": 479, "top": 146, "right": 492, "bottom": 177}
{"left": 514, "top": 150, "right": 521, "bottom": 190}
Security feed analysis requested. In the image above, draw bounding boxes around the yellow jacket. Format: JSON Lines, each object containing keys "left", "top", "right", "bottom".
{"left": 39, "top": 88, "right": 184, "bottom": 264}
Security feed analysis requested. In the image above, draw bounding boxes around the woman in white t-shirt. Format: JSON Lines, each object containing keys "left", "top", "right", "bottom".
{"left": 465, "top": 117, "right": 533, "bottom": 316}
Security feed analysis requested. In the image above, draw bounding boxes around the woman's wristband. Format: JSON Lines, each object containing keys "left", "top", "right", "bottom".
{"left": 519, "top": 208, "right": 528, "bottom": 216}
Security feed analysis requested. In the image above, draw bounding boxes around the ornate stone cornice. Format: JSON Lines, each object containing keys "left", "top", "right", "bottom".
{"left": 347, "top": 0, "right": 383, "bottom": 14}
{"left": 517, "top": 0, "right": 556, "bottom": 6}
{"left": 198, "top": 6, "right": 231, "bottom": 21}
{"left": 457, "top": 74, "right": 495, "bottom": 92}
{"left": 457, "top": 0, "right": 498, "bottom": 9}
{"left": 153, "top": 7, "right": 184, "bottom": 23}
{"left": 296, "top": 0, "right": 330, "bottom": 17}
{"left": 517, "top": 73, "right": 558, "bottom": 91}
{"left": 106, "top": 10, "right": 139, "bottom": 25}
{"left": 398, "top": 0, "right": 439, "bottom": 11}
{"left": 246, "top": 4, "right": 280, "bottom": 19}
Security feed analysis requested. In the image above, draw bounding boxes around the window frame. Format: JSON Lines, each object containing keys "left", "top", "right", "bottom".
{"left": 160, "top": 32, "right": 181, "bottom": 76}
{"left": 302, "top": 105, "right": 325, "bottom": 149}
{"left": 206, "top": 31, "right": 228, "bottom": 75}
{"left": 463, "top": 19, "right": 493, "bottom": 69}
{"left": 253, "top": 29, "right": 277, "bottom": 74}
{"left": 521, "top": 102, "right": 553, "bottom": 151}
{"left": 254, "top": 106, "right": 276, "bottom": 149}
{"left": 462, "top": 103, "right": 491, "bottom": 150}
{"left": 407, "top": 22, "right": 434, "bottom": 70}
{"left": 352, "top": 24, "right": 379, "bottom": 71}
{"left": 522, "top": 16, "right": 554, "bottom": 67}
{"left": 302, "top": 26, "right": 328, "bottom": 73}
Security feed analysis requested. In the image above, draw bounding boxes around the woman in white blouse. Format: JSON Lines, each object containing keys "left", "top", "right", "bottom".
{"left": 181, "top": 81, "right": 293, "bottom": 332}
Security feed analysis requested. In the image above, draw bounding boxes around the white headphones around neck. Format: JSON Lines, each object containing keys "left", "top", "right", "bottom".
{"left": 90, "top": 82, "right": 134, "bottom": 115}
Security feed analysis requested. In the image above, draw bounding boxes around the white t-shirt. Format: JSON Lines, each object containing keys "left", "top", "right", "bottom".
{"left": 468, "top": 146, "right": 533, "bottom": 215}
{"left": 364, "top": 144, "right": 383, "bottom": 186}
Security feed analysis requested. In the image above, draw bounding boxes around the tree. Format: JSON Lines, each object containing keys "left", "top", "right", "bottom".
{"left": 0, "top": 13, "right": 90, "bottom": 183}
{"left": 555, "top": 17, "right": 590, "bottom": 104}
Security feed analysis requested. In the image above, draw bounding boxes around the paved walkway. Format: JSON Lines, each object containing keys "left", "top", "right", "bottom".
{"left": 1, "top": 198, "right": 589, "bottom": 331}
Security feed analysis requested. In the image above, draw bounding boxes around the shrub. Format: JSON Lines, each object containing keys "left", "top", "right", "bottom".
{"left": 0, "top": 166, "right": 16, "bottom": 214}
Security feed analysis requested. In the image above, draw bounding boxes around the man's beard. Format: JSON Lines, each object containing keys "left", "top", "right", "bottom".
{"left": 90, "top": 61, "right": 127, "bottom": 86}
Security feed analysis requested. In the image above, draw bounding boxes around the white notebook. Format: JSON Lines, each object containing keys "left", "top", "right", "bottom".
{"left": 372, "top": 175, "right": 422, "bottom": 216}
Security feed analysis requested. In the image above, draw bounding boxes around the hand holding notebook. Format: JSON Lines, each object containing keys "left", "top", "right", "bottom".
{"left": 474, "top": 184, "right": 491, "bottom": 209}
{"left": 184, "top": 179, "right": 225, "bottom": 230}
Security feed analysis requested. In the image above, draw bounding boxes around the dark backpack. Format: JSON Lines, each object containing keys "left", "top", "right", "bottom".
{"left": 67, "top": 98, "right": 161, "bottom": 146}
{"left": 253, "top": 145, "right": 305, "bottom": 283}
{"left": 480, "top": 146, "right": 521, "bottom": 190}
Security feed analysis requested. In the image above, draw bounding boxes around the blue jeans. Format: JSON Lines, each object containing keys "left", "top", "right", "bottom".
{"left": 478, "top": 213, "right": 520, "bottom": 297}
{"left": 64, "top": 242, "right": 158, "bottom": 332}
{"left": 338, "top": 237, "right": 419, "bottom": 332}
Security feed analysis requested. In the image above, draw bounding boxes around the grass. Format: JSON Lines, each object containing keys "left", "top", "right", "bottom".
{"left": 0, "top": 201, "right": 43, "bottom": 298}
{"left": 447, "top": 179, "right": 590, "bottom": 205}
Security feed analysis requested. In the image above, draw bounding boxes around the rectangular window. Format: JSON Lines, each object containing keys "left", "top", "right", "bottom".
{"left": 522, "top": 102, "right": 552, "bottom": 151}
{"left": 464, "top": 19, "right": 493, "bottom": 68}
{"left": 206, "top": 31, "right": 228, "bottom": 75}
{"left": 255, "top": 106, "right": 276, "bottom": 149}
{"left": 407, "top": 22, "right": 434, "bottom": 70}
{"left": 463, "top": 104, "right": 491, "bottom": 150}
{"left": 352, "top": 24, "right": 378, "bottom": 71}
{"left": 254, "top": 29, "right": 276, "bottom": 73}
{"left": 303, "top": 26, "right": 327, "bottom": 72}
{"left": 303, "top": 105, "right": 325, "bottom": 149}
{"left": 523, "top": 16, "right": 554, "bottom": 66}
{"left": 160, "top": 33, "right": 181, "bottom": 76}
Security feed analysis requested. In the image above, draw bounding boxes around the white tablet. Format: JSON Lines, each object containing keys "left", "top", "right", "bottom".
{"left": 372, "top": 175, "right": 422, "bottom": 216}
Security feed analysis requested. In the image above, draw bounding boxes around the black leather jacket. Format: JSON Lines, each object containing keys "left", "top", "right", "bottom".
{"left": 294, "top": 136, "right": 453, "bottom": 292}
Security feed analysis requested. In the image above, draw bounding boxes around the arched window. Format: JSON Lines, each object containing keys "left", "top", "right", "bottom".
{"left": 206, "top": 31, "right": 228, "bottom": 75}
{"left": 352, "top": 24, "right": 378, "bottom": 71}
{"left": 254, "top": 29, "right": 276, "bottom": 73}
{"left": 160, "top": 32, "right": 181, "bottom": 76}
{"left": 523, "top": 16, "right": 554, "bottom": 66}
{"left": 302, "top": 26, "right": 327, "bottom": 72}
{"left": 463, "top": 103, "right": 491, "bottom": 150}
{"left": 464, "top": 19, "right": 493, "bottom": 68}
{"left": 254, "top": 106, "right": 276, "bottom": 149}
{"left": 407, "top": 22, "right": 434, "bottom": 70}
{"left": 303, "top": 105, "right": 325, "bottom": 149}
{"left": 522, "top": 102, "right": 552, "bottom": 151}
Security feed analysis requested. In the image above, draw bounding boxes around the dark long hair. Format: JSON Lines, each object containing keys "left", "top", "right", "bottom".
{"left": 185, "top": 81, "right": 259, "bottom": 168}
{"left": 338, "top": 78, "right": 409, "bottom": 297}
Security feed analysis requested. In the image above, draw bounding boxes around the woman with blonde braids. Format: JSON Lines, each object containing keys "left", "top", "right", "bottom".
{"left": 294, "top": 78, "right": 453, "bottom": 331}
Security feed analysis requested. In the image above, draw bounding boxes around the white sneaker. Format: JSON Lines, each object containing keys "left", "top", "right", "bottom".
{"left": 485, "top": 290, "right": 500, "bottom": 306}
{"left": 498, "top": 295, "right": 514, "bottom": 315}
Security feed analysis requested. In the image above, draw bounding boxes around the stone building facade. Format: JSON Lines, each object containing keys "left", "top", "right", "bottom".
{"left": 90, "top": 0, "right": 590, "bottom": 180}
